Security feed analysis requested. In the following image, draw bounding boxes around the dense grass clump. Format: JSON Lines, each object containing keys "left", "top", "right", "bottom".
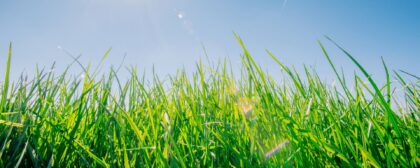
{"left": 1, "top": 37, "right": 419, "bottom": 167}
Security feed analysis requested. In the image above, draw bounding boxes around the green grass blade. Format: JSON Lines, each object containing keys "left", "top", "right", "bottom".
{"left": 1, "top": 42, "right": 12, "bottom": 112}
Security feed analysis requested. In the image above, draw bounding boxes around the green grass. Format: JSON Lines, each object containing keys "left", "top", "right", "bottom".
{"left": 0, "top": 36, "right": 419, "bottom": 167}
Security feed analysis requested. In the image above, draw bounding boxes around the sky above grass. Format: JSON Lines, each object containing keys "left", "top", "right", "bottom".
{"left": 0, "top": 0, "right": 419, "bottom": 81}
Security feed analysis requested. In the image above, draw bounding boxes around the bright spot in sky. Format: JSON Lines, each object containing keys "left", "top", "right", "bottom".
{"left": 177, "top": 13, "right": 184, "bottom": 19}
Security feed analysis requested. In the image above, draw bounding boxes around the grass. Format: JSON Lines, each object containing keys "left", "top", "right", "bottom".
{"left": 0, "top": 36, "right": 419, "bottom": 167}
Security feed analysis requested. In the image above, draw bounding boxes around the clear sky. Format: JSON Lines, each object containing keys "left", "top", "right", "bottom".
{"left": 1, "top": 0, "right": 419, "bottom": 82}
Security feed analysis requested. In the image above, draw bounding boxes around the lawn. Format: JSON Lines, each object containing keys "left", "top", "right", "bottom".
{"left": 1, "top": 36, "right": 419, "bottom": 167}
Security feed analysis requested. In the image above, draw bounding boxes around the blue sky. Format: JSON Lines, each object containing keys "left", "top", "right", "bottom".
{"left": 1, "top": 0, "right": 419, "bottom": 81}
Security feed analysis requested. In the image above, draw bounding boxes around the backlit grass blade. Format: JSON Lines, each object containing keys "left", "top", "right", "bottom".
{"left": 0, "top": 119, "right": 23, "bottom": 127}
{"left": 381, "top": 57, "right": 391, "bottom": 105}
{"left": 1, "top": 42, "right": 12, "bottom": 112}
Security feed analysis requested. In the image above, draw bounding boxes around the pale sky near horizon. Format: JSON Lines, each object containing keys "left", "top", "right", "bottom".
{"left": 0, "top": 0, "right": 419, "bottom": 82}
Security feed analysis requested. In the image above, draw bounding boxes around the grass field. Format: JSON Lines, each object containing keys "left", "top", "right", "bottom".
{"left": 1, "top": 36, "right": 419, "bottom": 167}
